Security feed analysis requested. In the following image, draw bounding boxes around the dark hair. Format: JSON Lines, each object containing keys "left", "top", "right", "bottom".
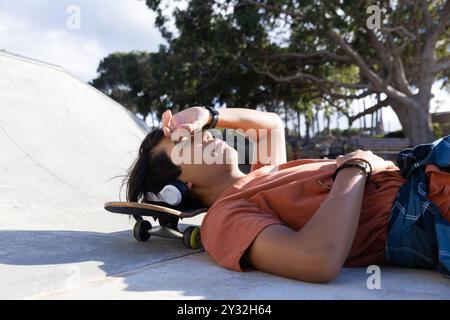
{"left": 122, "top": 128, "right": 182, "bottom": 202}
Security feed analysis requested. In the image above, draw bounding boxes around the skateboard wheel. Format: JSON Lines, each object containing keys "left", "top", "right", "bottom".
{"left": 133, "top": 220, "right": 152, "bottom": 241}
{"left": 183, "top": 226, "right": 202, "bottom": 249}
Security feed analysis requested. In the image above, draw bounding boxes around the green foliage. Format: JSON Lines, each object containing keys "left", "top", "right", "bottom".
{"left": 91, "top": 0, "right": 449, "bottom": 135}
{"left": 432, "top": 122, "right": 443, "bottom": 138}
{"left": 90, "top": 50, "right": 171, "bottom": 119}
{"left": 331, "top": 127, "right": 361, "bottom": 137}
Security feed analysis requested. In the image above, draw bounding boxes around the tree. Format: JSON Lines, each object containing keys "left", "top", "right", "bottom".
{"left": 145, "top": 0, "right": 450, "bottom": 145}
{"left": 91, "top": 51, "right": 165, "bottom": 125}
{"left": 92, "top": 0, "right": 449, "bottom": 144}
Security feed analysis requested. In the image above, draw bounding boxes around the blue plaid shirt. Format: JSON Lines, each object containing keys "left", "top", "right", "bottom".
{"left": 385, "top": 135, "right": 450, "bottom": 277}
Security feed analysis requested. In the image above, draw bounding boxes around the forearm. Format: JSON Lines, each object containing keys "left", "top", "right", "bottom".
{"left": 214, "top": 108, "right": 287, "bottom": 165}
{"left": 214, "top": 108, "right": 282, "bottom": 133}
{"left": 209, "top": 108, "right": 286, "bottom": 165}
{"left": 295, "top": 167, "right": 366, "bottom": 268}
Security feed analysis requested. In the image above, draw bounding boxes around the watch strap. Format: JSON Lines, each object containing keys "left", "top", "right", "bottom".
{"left": 202, "top": 106, "right": 219, "bottom": 129}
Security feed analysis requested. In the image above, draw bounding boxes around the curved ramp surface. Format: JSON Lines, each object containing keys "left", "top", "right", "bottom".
{"left": 0, "top": 51, "right": 448, "bottom": 299}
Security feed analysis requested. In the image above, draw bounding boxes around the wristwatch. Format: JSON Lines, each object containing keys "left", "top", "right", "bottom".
{"left": 202, "top": 106, "right": 219, "bottom": 129}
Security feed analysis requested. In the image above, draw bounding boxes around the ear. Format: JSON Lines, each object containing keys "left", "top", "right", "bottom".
{"left": 186, "top": 182, "right": 193, "bottom": 189}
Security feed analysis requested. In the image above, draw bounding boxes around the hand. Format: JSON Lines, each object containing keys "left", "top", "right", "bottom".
{"left": 162, "top": 107, "right": 211, "bottom": 138}
{"left": 336, "top": 149, "right": 395, "bottom": 175}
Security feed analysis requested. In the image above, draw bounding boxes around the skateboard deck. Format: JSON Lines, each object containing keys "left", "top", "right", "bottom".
{"left": 104, "top": 201, "right": 207, "bottom": 219}
{"left": 104, "top": 201, "right": 208, "bottom": 249}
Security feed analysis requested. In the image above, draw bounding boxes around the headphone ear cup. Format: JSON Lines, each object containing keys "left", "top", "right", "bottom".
{"left": 159, "top": 185, "right": 183, "bottom": 206}
{"left": 162, "top": 180, "right": 189, "bottom": 206}
{"left": 145, "top": 180, "right": 189, "bottom": 206}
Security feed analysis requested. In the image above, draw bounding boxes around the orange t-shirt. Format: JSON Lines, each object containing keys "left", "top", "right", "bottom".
{"left": 201, "top": 159, "right": 449, "bottom": 272}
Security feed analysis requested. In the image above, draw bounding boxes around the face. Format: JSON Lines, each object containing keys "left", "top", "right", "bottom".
{"left": 153, "top": 130, "right": 239, "bottom": 187}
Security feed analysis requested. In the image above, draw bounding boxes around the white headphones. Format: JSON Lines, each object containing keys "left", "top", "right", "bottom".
{"left": 145, "top": 180, "right": 188, "bottom": 206}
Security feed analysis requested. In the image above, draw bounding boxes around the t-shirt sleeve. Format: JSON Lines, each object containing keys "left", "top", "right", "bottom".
{"left": 200, "top": 198, "right": 282, "bottom": 272}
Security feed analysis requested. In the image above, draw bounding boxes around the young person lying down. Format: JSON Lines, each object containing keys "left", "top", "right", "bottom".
{"left": 124, "top": 106, "right": 450, "bottom": 283}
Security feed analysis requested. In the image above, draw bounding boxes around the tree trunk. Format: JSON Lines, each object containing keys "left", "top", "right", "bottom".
{"left": 297, "top": 109, "right": 301, "bottom": 138}
{"left": 305, "top": 121, "right": 311, "bottom": 144}
{"left": 315, "top": 113, "right": 320, "bottom": 136}
{"left": 347, "top": 118, "right": 354, "bottom": 145}
{"left": 362, "top": 102, "right": 367, "bottom": 131}
{"left": 326, "top": 115, "right": 331, "bottom": 136}
{"left": 392, "top": 101, "right": 435, "bottom": 146}
{"left": 371, "top": 112, "right": 375, "bottom": 136}
{"left": 284, "top": 103, "right": 288, "bottom": 134}
{"left": 379, "top": 108, "right": 384, "bottom": 134}
{"left": 335, "top": 113, "right": 340, "bottom": 137}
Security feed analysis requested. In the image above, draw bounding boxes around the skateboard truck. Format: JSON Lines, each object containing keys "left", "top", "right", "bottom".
{"left": 104, "top": 201, "right": 207, "bottom": 249}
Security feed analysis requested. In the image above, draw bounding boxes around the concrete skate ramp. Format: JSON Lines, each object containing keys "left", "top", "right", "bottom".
{"left": 0, "top": 51, "right": 448, "bottom": 299}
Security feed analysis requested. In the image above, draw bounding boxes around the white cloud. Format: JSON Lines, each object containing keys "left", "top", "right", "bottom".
{"left": 0, "top": 0, "right": 164, "bottom": 81}
{"left": 0, "top": 15, "right": 105, "bottom": 81}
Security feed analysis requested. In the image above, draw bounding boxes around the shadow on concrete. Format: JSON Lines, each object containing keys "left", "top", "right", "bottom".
{"left": 2, "top": 230, "right": 448, "bottom": 299}
{"left": 0, "top": 229, "right": 211, "bottom": 297}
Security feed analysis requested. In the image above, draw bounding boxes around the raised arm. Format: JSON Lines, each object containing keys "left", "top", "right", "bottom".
{"left": 215, "top": 108, "right": 286, "bottom": 166}
{"left": 162, "top": 107, "right": 287, "bottom": 166}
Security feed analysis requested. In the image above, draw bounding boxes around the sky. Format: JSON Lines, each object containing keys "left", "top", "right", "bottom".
{"left": 0, "top": 0, "right": 448, "bottom": 133}
{"left": 0, "top": 0, "right": 164, "bottom": 82}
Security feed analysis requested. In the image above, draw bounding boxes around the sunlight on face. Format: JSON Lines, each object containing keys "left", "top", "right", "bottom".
{"left": 169, "top": 129, "right": 237, "bottom": 166}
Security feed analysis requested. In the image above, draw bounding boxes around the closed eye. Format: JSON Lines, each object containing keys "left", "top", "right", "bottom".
{"left": 173, "top": 135, "right": 193, "bottom": 145}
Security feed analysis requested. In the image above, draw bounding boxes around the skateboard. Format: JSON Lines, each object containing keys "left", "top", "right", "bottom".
{"left": 104, "top": 201, "right": 208, "bottom": 249}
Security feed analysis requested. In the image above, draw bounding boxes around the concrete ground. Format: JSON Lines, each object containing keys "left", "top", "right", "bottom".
{"left": 0, "top": 51, "right": 448, "bottom": 300}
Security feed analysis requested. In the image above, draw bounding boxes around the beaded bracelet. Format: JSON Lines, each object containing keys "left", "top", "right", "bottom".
{"left": 332, "top": 158, "right": 372, "bottom": 184}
